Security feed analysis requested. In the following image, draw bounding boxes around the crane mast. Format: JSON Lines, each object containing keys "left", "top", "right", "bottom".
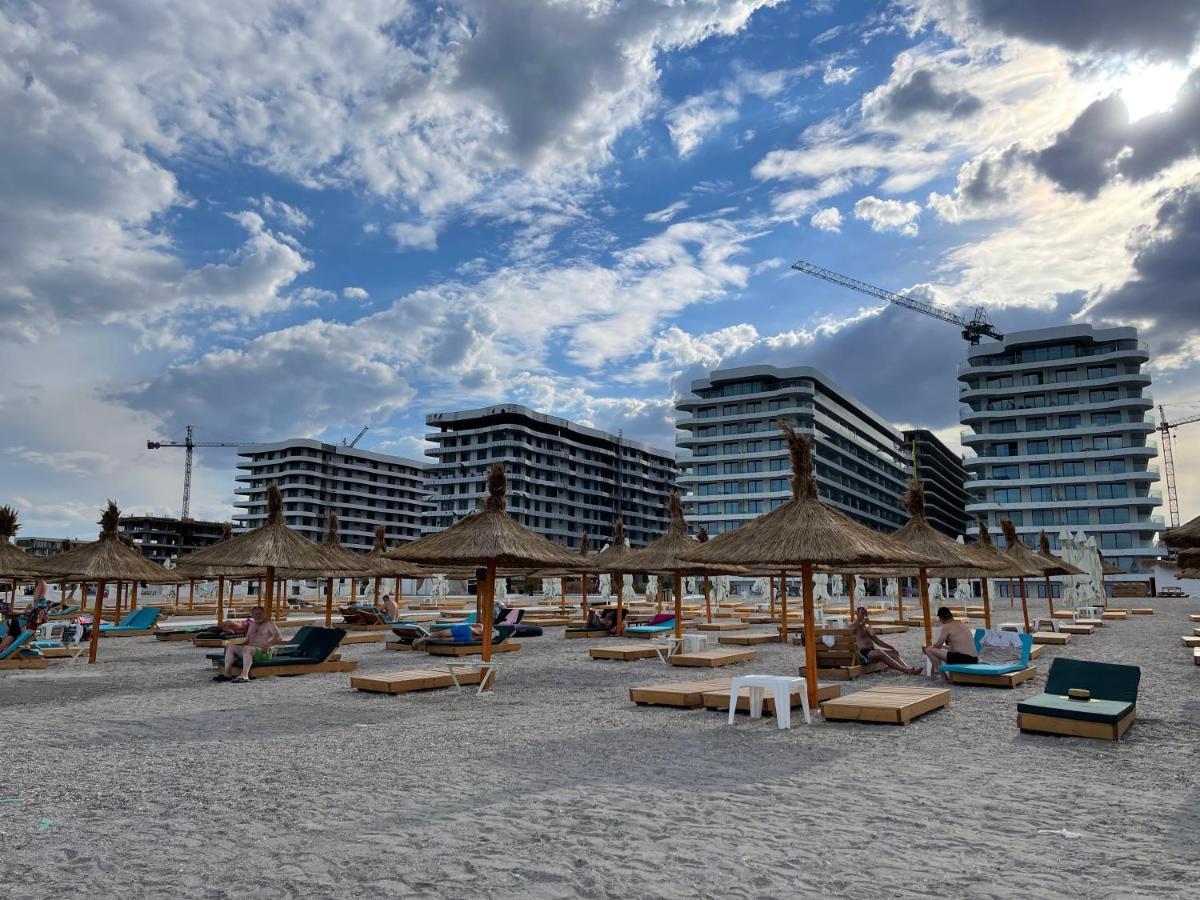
{"left": 790, "top": 259, "right": 1003, "bottom": 344}
{"left": 1157, "top": 405, "right": 1200, "bottom": 528}
{"left": 147, "top": 426, "right": 246, "bottom": 519}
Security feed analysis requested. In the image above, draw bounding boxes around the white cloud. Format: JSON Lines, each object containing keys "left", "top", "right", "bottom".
{"left": 665, "top": 65, "right": 802, "bottom": 157}
{"left": 342, "top": 286, "right": 370, "bottom": 300}
{"left": 823, "top": 63, "right": 858, "bottom": 84}
{"left": 254, "top": 195, "right": 311, "bottom": 231}
{"left": 644, "top": 201, "right": 690, "bottom": 223}
{"left": 809, "top": 206, "right": 844, "bottom": 231}
{"left": 388, "top": 222, "right": 440, "bottom": 252}
{"left": 853, "top": 195, "right": 922, "bottom": 235}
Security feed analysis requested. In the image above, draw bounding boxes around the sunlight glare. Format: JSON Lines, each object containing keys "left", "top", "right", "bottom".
{"left": 1119, "top": 63, "right": 1189, "bottom": 120}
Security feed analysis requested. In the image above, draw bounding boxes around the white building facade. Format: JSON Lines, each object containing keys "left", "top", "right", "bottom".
{"left": 233, "top": 440, "right": 431, "bottom": 553}
{"left": 675, "top": 366, "right": 909, "bottom": 536}
{"left": 423, "top": 405, "right": 676, "bottom": 549}
{"left": 959, "top": 325, "right": 1162, "bottom": 589}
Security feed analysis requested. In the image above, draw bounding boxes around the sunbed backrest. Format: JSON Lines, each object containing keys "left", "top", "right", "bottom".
{"left": 648, "top": 613, "right": 674, "bottom": 626}
{"left": 294, "top": 626, "right": 345, "bottom": 662}
{"left": 0, "top": 630, "right": 33, "bottom": 661}
{"left": 1044, "top": 658, "right": 1140, "bottom": 705}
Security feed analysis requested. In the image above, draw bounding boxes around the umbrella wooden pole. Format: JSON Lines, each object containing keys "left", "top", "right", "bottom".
{"left": 673, "top": 570, "right": 683, "bottom": 641}
{"left": 87, "top": 579, "right": 105, "bottom": 665}
{"left": 113, "top": 582, "right": 123, "bottom": 621}
{"left": 769, "top": 577, "right": 776, "bottom": 618}
{"left": 481, "top": 558, "right": 496, "bottom": 671}
{"left": 325, "top": 577, "right": 333, "bottom": 629}
{"left": 264, "top": 567, "right": 275, "bottom": 621}
{"left": 130, "top": 581, "right": 138, "bottom": 612}
{"left": 1018, "top": 577, "right": 1031, "bottom": 633}
{"left": 351, "top": 578, "right": 358, "bottom": 604}
{"left": 560, "top": 577, "right": 566, "bottom": 614}
{"left": 1008, "top": 578, "right": 1015, "bottom": 608}
{"left": 188, "top": 580, "right": 194, "bottom": 611}
{"left": 778, "top": 572, "right": 788, "bottom": 644}
{"left": 581, "top": 574, "right": 589, "bottom": 621}
{"left": 800, "top": 563, "right": 818, "bottom": 712}
{"left": 918, "top": 567, "right": 932, "bottom": 648}
{"left": 396, "top": 577, "right": 402, "bottom": 605}
{"left": 373, "top": 576, "right": 381, "bottom": 604}
{"left": 981, "top": 578, "right": 992, "bottom": 630}
{"left": 615, "top": 572, "right": 625, "bottom": 637}
{"left": 847, "top": 574, "right": 856, "bottom": 609}
{"left": 1044, "top": 575, "right": 1055, "bottom": 617}
{"left": 703, "top": 576, "right": 712, "bottom": 624}
{"left": 216, "top": 576, "right": 225, "bottom": 627}
{"left": 656, "top": 580, "right": 664, "bottom": 614}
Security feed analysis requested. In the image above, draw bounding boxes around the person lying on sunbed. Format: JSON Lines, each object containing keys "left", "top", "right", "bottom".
{"left": 584, "top": 608, "right": 617, "bottom": 632}
{"left": 213, "top": 606, "right": 283, "bottom": 683}
{"left": 853, "top": 606, "right": 921, "bottom": 675}
{"left": 922, "top": 607, "right": 978, "bottom": 681}
{"left": 412, "top": 622, "right": 483, "bottom": 650}
{"left": 381, "top": 594, "right": 402, "bottom": 621}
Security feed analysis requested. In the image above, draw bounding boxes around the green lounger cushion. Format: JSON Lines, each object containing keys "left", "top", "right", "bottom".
{"left": 0, "top": 630, "right": 35, "bottom": 661}
{"left": 941, "top": 630, "right": 1032, "bottom": 677}
{"left": 100, "top": 607, "right": 161, "bottom": 631}
{"left": 1017, "top": 693, "right": 1132, "bottom": 725}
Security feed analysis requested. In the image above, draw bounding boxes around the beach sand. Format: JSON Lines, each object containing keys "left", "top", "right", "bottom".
{"left": 3, "top": 599, "right": 1198, "bottom": 899}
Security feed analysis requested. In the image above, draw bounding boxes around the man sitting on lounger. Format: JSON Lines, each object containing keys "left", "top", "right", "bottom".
{"left": 922, "top": 607, "right": 978, "bottom": 680}
{"left": 213, "top": 606, "right": 284, "bottom": 683}
{"left": 381, "top": 594, "right": 402, "bottom": 621}
{"left": 853, "top": 607, "right": 921, "bottom": 675}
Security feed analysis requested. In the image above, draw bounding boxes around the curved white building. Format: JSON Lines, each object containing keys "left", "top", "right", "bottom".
{"left": 958, "top": 325, "right": 1162, "bottom": 591}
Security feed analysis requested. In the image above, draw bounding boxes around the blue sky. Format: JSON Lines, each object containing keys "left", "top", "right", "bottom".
{"left": 4, "top": 0, "right": 1200, "bottom": 537}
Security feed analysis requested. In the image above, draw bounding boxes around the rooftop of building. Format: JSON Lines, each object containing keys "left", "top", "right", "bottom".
{"left": 425, "top": 404, "right": 675, "bottom": 461}
{"left": 234, "top": 437, "right": 427, "bottom": 470}
{"left": 964, "top": 324, "right": 1143, "bottom": 361}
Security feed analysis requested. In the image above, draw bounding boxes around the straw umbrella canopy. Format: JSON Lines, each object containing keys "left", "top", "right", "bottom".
{"left": 1176, "top": 548, "right": 1200, "bottom": 578}
{"left": 1163, "top": 514, "right": 1200, "bottom": 551}
{"left": 277, "top": 512, "right": 389, "bottom": 627}
{"left": 682, "top": 421, "right": 937, "bottom": 709}
{"left": 998, "top": 519, "right": 1080, "bottom": 631}
{"left": 360, "top": 525, "right": 427, "bottom": 608}
{"left": 182, "top": 483, "right": 370, "bottom": 624}
{"left": 388, "top": 463, "right": 581, "bottom": 668}
{"left": 0, "top": 505, "right": 47, "bottom": 581}
{"left": 39, "top": 502, "right": 174, "bottom": 664}
{"left": 174, "top": 523, "right": 265, "bottom": 626}
{"left": 527, "top": 532, "right": 605, "bottom": 619}
{"left": 621, "top": 491, "right": 740, "bottom": 641}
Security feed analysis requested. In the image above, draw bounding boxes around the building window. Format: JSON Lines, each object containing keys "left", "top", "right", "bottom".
{"left": 1063, "top": 484, "right": 1088, "bottom": 501}
{"left": 722, "top": 481, "right": 741, "bottom": 494}
{"left": 1057, "top": 391, "right": 1079, "bottom": 405}
{"left": 1097, "top": 483, "right": 1129, "bottom": 499}
{"left": 1022, "top": 372, "right": 1043, "bottom": 386}
{"left": 697, "top": 464, "right": 717, "bottom": 476}
{"left": 1092, "top": 412, "right": 1123, "bottom": 425}
{"left": 1100, "top": 532, "right": 1133, "bottom": 550}
{"left": 1092, "top": 435, "right": 1121, "bottom": 449}
{"left": 1089, "top": 388, "right": 1119, "bottom": 402}
{"left": 1087, "top": 365, "right": 1117, "bottom": 380}
{"left": 992, "top": 464, "right": 1020, "bottom": 479}
{"left": 1028, "top": 462, "right": 1051, "bottom": 478}
{"left": 1098, "top": 508, "right": 1131, "bottom": 524}
{"left": 1065, "top": 509, "right": 1090, "bottom": 525}
{"left": 746, "top": 480, "right": 764, "bottom": 493}
{"left": 1032, "top": 510, "right": 1056, "bottom": 526}
{"left": 987, "top": 375, "right": 1015, "bottom": 389}
{"left": 990, "top": 419, "right": 1018, "bottom": 434}
{"left": 696, "top": 445, "right": 716, "bottom": 456}
{"left": 724, "top": 501, "right": 741, "bottom": 515}
{"left": 1026, "top": 417, "right": 1048, "bottom": 432}
{"left": 1061, "top": 461, "right": 1085, "bottom": 476}
{"left": 1095, "top": 459, "right": 1126, "bottom": 474}
{"left": 994, "top": 488, "right": 1021, "bottom": 503}
{"left": 723, "top": 462, "right": 742, "bottom": 475}
{"left": 769, "top": 478, "right": 788, "bottom": 492}
{"left": 1058, "top": 414, "right": 1082, "bottom": 429}
{"left": 1059, "top": 438, "right": 1083, "bottom": 452}
{"left": 994, "top": 442, "right": 1020, "bottom": 457}
{"left": 698, "top": 483, "right": 718, "bottom": 496}
{"left": 1027, "top": 440, "right": 1049, "bottom": 455}
{"left": 1030, "top": 487, "right": 1053, "bottom": 501}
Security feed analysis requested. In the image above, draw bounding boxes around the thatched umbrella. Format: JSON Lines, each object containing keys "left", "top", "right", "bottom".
{"left": 845, "top": 480, "right": 1003, "bottom": 645}
{"left": 388, "top": 464, "right": 580, "bottom": 667}
{"left": 364, "top": 525, "right": 425, "bottom": 606}
{"left": 1163, "top": 514, "right": 1200, "bottom": 551}
{"left": 621, "top": 491, "right": 738, "bottom": 641}
{"left": 592, "top": 518, "right": 637, "bottom": 635}
{"left": 682, "top": 421, "right": 935, "bottom": 709}
{"left": 1036, "top": 531, "right": 1086, "bottom": 615}
{"left": 182, "top": 484, "right": 366, "bottom": 623}
{"left": 998, "top": 519, "right": 1081, "bottom": 631}
{"left": 0, "top": 506, "right": 46, "bottom": 586}
{"left": 39, "top": 502, "right": 173, "bottom": 663}
{"left": 174, "top": 523, "right": 264, "bottom": 625}
{"left": 278, "top": 512, "right": 382, "bottom": 628}
{"left": 1177, "top": 548, "right": 1200, "bottom": 579}
{"left": 529, "top": 531, "right": 603, "bottom": 621}
{"left": 951, "top": 522, "right": 1040, "bottom": 629}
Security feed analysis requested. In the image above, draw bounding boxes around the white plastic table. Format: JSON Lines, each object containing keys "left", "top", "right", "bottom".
{"left": 1077, "top": 606, "right": 1104, "bottom": 620}
{"left": 680, "top": 633, "right": 710, "bottom": 654}
{"left": 727, "top": 674, "right": 811, "bottom": 729}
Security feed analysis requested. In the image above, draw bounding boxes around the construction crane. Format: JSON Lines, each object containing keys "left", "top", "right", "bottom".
{"left": 342, "top": 425, "right": 368, "bottom": 448}
{"left": 791, "top": 259, "right": 1003, "bottom": 344}
{"left": 146, "top": 426, "right": 246, "bottom": 520}
{"left": 1156, "top": 405, "right": 1200, "bottom": 528}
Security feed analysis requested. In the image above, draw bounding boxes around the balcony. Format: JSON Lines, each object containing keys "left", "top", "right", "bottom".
{"left": 957, "top": 342, "right": 1150, "bottom": 375}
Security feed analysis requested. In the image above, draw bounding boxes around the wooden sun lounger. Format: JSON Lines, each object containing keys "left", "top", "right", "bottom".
{"left": 718, "top": 632, "right": 780, "bottom": 646}
{"left": 630, "top": 678, "right": 735, "bottom": 708}
{"left": 1182, "top": 635, "right": 1200, "bottom": 648}
{"left": 742, "top": 615, "right": 778, "bottom": 624}
{"left": 1194, "top": 648, "right": 1200, "bottom": 667}
{"left": 100, "top": 627, "right": 156, "bottom": 638}
{"left": 1029, "top": 644, "right": 1046, "bottom": 659}
{"left": 669, "top": 648, "right": 757, "bottom": 668}
{"left": 155, "top": 630, "right": 198, "bottom": 642}
{"left": 338, "top": 631, "right": 388, "bottom": 644}
{"left": 1129, "top": 608, "right": 1154, "bottom": 615}
{"left": 208, "top": 653, "right": 356, "bottom": 677}
{"left": 1075, "top": 617, "right": 1104, "bottom": 628}
{"left": 871, "top": 624, "right": 908, "bottom": 635}
{"left": 1101, "top": 610, "right": 1128, "bottom": 620}
{"left": 589, "top": 644, "right": 660, "bottom": 661}
{"left": 1060, "top": 624, "right": 1095, "bottom": 635}
{"left": 351, "top": 667, "right": 484, "bottom": 694}
{"left": 1191, "top": 614, "right": 1200, "bottom": 623}
{"left": 946, "top": 666, "right": 1037, "bottom": 688}
{"left": 695, "top": 621, "right": 747, "bottom": 632}
{"left": 193, "top": 635, "right": 246, "bottom": 648}
{"left": 702, "top": 681, "right": 843, "bottom": 712}
{"left": 0, "top": 656, "right": 50, "bottom": 670}
{"left": 425, "top": 641, "right": 521, "bottom": 657}
{"left": 812, "top": 628, "right": 886, "bottom": 680}
{"left": 821, "top": 685, "right": 951, "bottom": 725}
{"left": 1033, "top": 631, "right": 1071, "bottom": 645}
{"left": 564, "top": 628, "right": 611, "bottom": 639}
{"left": 1051, "top": 611, "right": 1077, "bottom": 619}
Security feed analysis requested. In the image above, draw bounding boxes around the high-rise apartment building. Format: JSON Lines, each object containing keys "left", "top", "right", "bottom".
{"left": 676, "top": 366, "right": 909, "bottom": 535}
{"left": 233, "top": 440, "right": 431, "bottom": 553}
{"left": 902, "top": 429, "right": 968, "bottom": 537}
{"left": 423, "top": 405, "right": 676, "bottom": 548}
{"left": 959, "top": 325, "right": 1162, "bottom": 589}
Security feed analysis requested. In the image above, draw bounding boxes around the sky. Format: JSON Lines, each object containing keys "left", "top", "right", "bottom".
{"left": 4, "top": 0, "right": 1200, "bottom": 539}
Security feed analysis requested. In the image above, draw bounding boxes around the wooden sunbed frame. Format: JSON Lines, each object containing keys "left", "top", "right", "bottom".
{"left": 351, "top": 667, "right": 484, "bottom": 694}
{"left": 694, "top": 621, "right": 746, "bottom": 632}
{"left": 1032, "top": 631, "right": 1071, "bottom": 645}
{"left": 821, "top": 685, "right": 950, "bottom": 725}
{"left": 0, "top": 656, "right": 50, "bottom": 670}
{"left": 101, "top": 628, "right": 156, "bottom": 638}
{"left": 717, "top": 632, "right": 779, "bottom": 646}
{"left": 155, "top": 630, "right": 198, "bottom": 642}
{"left": 564, "top": 628, "right": 611, "bottom": 639}
{"left": 588, "top": 644, "right": 660, "bottom": 661}
{"left": 701, "top": 681, "right": 842, "bottom": 712}
{"left": 669, "top": 648, "right": 757, "bottom": 668}
{"left": 1018, "top": 708, "right": 1135, "bottom": 741}
{"left": 1129, "top": 608, "right": 1154, "bottom": 615}
{"left": 425, "top": 641, "right": 521, "bottom": 657}
{"left": 946, "top": 666, "right": 1037, "bottom": 688}
{"left": 208, "top": 654, "right": 356, "bottom": 678}
{"left": 813, "top": 628, "right": 886, "bottom": 680}
{"left": 1059, "top": 623, "right": 1095, "bottom": 635}
{"left": 630, "top": 678, "right": 733, "bottom": 707}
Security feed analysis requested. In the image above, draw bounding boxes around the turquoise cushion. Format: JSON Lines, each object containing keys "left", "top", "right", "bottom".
{"left": 1018, "top": 692, "right": 1133, "bottom": 725}
{"left": 941, "top": 662, "right": 1026, "bottom": 676}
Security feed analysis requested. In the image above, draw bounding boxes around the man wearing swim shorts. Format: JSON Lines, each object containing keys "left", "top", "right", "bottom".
{"left": 923, "top": 606, "right": 978, "bottom": 680}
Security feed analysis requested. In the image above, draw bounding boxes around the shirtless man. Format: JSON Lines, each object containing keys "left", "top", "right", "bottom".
{"left": 381, "top": 594, "right": 402, "bottom": 621}
{"left": 923, "top": 607, "right": 978, "bottom": 680}
{"left": 852, "top": 606, "right": 920, "bottom": 675}
{"left": 213, "top": 605, "right": 283, "bottom": 682}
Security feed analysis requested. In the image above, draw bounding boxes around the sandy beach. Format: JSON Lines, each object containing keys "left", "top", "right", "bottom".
{"left": 3, "top": 600, "right": 1198, "bottom": 899}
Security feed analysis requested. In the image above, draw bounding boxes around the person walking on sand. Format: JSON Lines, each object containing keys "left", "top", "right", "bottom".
{"left": 853, "top": 606, "right": 921, "bottom": 675}
{"left": 213, "top": 605, "right": 283, "bottom": 683}
{"left": 923, "top": 607, "right": 978, "bottom": 681}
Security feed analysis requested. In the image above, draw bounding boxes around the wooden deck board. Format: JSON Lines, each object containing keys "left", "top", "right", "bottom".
{"left": 589, "top": 644, "right": 660, "bottom": 661}
{"left": 821, "top": 685, "right": 950, "bottom": 725}
{"left": 425, "top": 641, "right": 521, "bottom": 657}
{"left": 695, "top": 622, "right": 747, "bottom": 632}
{"left": 815, "top": 662, "right": 887, "bottom": 680}
{"left": 700, "top": 682, "right": 842, "bottom": 712}
{"left": 946, "top": 666, "right": 1037, "bottom": 688}
{"left": 1181, "top": 635, "right": 1200, "bottom": 648}
{"left": 1032, "top": 631, "right": 1071, "bottom": 645}
{"left": 630, "top": 678, "right": 734, "bottom": 708}
{"left": 1129, "top": 608, "right": 1154, "bottom": 615}
{"left": 1059, "top": 624, "right": 1095, "bottom": 635}
{"left": 339, "top": 631, "right": 388, "bottom": 644}
{"left": 1018, "top": 709, "right": 1135, "bottom": 741}
{"left": 564, "top": 629, "right": 612, "bottom": 640}
{"left": 717, "top": 633, "right": 780, "bottom": 646}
